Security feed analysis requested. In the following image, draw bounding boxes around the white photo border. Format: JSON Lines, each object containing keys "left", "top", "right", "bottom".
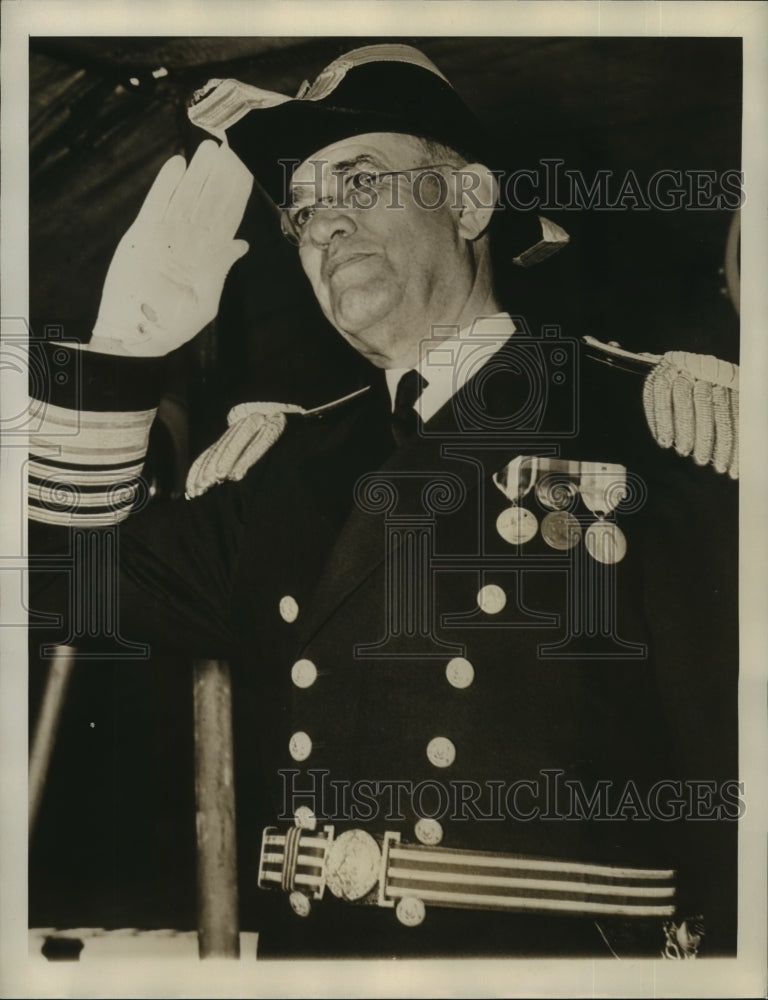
{"left": 2, "top": 2, "right": 766, "bottom": 997}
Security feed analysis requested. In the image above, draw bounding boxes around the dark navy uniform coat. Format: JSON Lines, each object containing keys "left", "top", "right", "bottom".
{"left": 30, "top": 333, "right": 738, "bottom": 958}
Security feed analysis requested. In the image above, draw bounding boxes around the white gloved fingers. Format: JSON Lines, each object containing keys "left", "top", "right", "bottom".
{"left": 194, "top": 145, "right": 254, "bottom": 237}
{"left": 163, "top": 139, "right": 220, "bottom": 224}
{"left": 92, "top": 142, "right": 252, "bottom": 359}
{"left": 190, "top": 142, "right": 235, "bottom": 224}
{"left": 196, "top": 238, "right": 250, "bottom": 296}
{"left": 711, "top": 384, "right": 734, "bottom": 476}
{"left": 220, "top": 238, "right": 250, "bottom": 272}
{"left": 206, "top": 168, "right": 253, "bottom": 244}
{"left": 691, "top": 380, "right": 715, "bottom": 467}
{"left": 671, "top": 370, "right": 696, "bottom": 457}
{"left": 134, "top": 155, "right": 188, "bottom": 227}
{"left": 176, "top": 238, "right": 249, "bottom": 328}
{"left": 213, "top": 152, "right": 254, "bottom": 240}
{"left": 102, "top": 234, "right": 250, "bottom": 356}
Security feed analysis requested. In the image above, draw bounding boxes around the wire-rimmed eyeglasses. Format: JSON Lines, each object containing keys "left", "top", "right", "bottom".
{"left": 280, "top": 162, "right": 457, "bottom": 248}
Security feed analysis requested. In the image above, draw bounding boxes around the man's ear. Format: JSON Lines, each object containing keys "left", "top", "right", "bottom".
{"left": 453, "top": 162, "right": 498, "bottom": 240}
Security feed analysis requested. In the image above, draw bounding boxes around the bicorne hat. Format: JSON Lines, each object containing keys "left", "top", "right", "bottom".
{"left": 188, "top": 43, "right": 489, "bottom": 206}
{"left": 188, "top": 43, "right": 568, "bottom": 265}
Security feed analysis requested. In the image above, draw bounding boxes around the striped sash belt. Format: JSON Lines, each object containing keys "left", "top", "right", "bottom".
{"left": 258, "top": 826, "right": 676, "bottom": 924}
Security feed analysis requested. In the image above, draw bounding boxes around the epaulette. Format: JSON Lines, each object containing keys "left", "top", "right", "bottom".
{"left": 584, "top": 336, "right": 739, "bottom": 479}
{"left": 185, "top": 387, "right": 369, "bottom": 499}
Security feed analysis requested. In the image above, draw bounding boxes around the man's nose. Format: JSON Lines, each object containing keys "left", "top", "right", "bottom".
{"left": 307, "top": 204, "right": 357, "bottom": 247}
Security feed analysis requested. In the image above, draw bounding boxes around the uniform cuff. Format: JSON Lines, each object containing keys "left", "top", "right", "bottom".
{"left": 28, "top": 342, "right": 165, "bottom": 526}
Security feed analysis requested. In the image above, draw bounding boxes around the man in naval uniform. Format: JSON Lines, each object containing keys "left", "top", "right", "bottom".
{"left": 29, "top": 45, "right": 739, "bottom": 958}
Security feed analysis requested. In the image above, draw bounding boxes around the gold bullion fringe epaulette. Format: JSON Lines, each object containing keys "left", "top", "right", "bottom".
{"left": 583, "top": 337, "right": 739, "bottom": 479}
{"left": 185, "top": 388, "right": 370, "bottom": 499}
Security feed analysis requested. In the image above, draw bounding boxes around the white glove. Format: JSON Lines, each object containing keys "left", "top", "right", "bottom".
{"left": 90, "top": 139, "right": 253, "bottom": 357}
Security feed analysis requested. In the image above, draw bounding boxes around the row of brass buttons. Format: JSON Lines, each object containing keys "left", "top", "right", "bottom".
{"left": 280, "top": 585, "right": 507, "bottom": 923}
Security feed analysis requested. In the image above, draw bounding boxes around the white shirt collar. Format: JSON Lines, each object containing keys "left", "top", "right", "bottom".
{"left": 384, "top": 312, "right": 516, "bottom": 423}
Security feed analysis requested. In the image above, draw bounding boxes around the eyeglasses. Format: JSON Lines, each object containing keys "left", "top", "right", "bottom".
{"left": 280, "top": 162, "right": 456, "bottom": 248}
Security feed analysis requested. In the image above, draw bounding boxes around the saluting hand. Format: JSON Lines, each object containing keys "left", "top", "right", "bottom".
{"left": 89, "top": 139, "right": 253, "bottom": 357}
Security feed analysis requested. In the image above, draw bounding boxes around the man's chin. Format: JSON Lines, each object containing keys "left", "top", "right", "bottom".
{"left": 331, "top": 321, "right": 406, "bottom": 367}
{"left": 337, "top": 329, "right": 393, "bottom": 365}
{"left": 329, "top": 289, "right": 396, "bottom": 343}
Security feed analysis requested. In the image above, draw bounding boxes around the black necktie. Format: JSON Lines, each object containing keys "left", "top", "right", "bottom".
{"left": 391, "top": 370, "right": 427, "bottom": 446}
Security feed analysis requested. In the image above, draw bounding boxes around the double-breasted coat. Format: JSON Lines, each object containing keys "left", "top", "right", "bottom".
{"left": 29, "top": 323, "right": 738, "bottom": 957}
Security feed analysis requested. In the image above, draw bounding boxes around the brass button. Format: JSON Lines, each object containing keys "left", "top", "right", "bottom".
{"left": 414, "top": 818, "right": 443, "bottom": 845}
{"left": 291, "top": 658, "right": 317, "bottom": 688}
{"left": 289, "top": 891, "right": 311, "bottom": 917}
{"left": 396, "top": 897, "right": 426, "bottom": 927}
{"left": 477, "top": 583, "right": 506, "bottom": 614}
{"left": 445, "top": 656, "right": 474, "bottom": 689}
{"left": 294, "top": 806, "right": 317, "bottom": 831}
{"left": 288, "top": 731, "right": 312, "bottom": 762}
{"left": 426, "top": 737, "right": 456, "bottom": 768}
{"left": 279, "top": 595, "right": 299, "bottom": 622}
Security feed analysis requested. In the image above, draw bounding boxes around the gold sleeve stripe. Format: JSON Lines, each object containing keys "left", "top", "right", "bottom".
{"left": 29, "top": 403, "right": 156, "bottom": 467}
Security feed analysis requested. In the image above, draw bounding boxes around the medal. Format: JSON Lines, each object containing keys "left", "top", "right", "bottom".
{"left": 584, "top": 520, "right": 627, "bottom": 564}
{"left": 496, "top": 505, "right": 538, "bottom": 545}
{"left": 579, "top": 461, "right": 628, "bottom": 564}
{"left": 493, "top": 455, "right": 539, "bottom": 545}
{"left": 493, "top": 456, "right": 630, "bottom": 558}
{"left": 541, "top": 510, "right": 582, "bottom": 550}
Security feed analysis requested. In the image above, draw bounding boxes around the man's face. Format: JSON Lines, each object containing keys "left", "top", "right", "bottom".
{"left": 289, "top": 133, "right": 473, "bottom": 368}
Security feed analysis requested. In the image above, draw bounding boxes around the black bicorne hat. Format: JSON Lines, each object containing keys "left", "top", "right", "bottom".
{"left": 188, "top": 44, "right": 490, "bottom": 206}
{"left": 188, "top": 43, "right": 568, "bottom": 265}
